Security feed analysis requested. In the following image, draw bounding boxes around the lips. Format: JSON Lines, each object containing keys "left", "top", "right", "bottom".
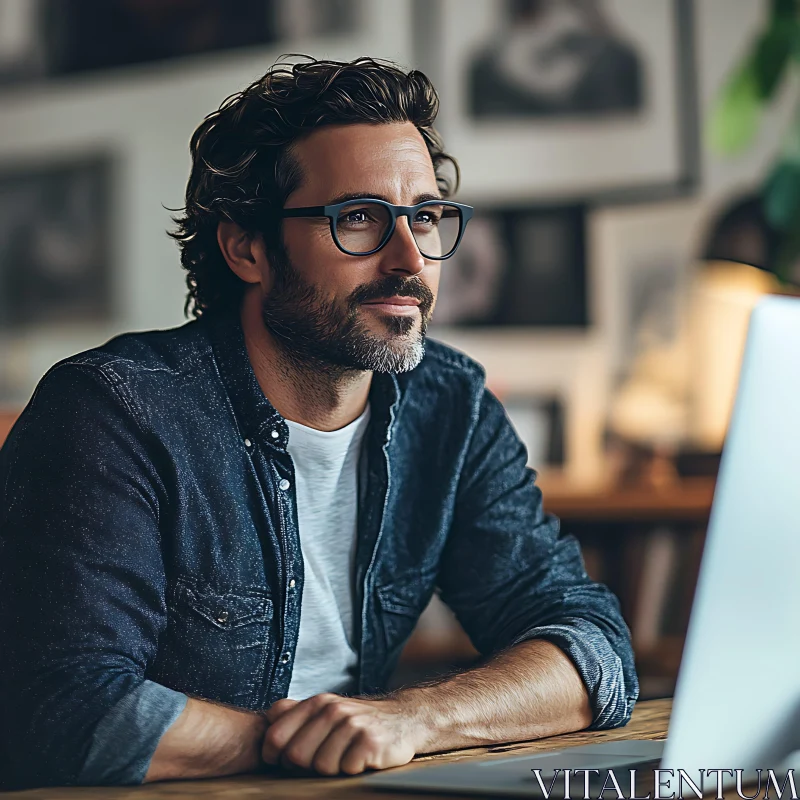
{"left": 350, "top": 278, "right": 433, "bottom": 318}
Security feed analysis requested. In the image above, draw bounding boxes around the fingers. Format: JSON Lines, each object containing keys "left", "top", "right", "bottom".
{"left": 264, "top": 697, "right": 299, "bottom": 724}
{"left": 280, "top": 701, "right": 352, "bottom": 771}
{"left": 309, "top": 717, "right": 365, "bottom": 775}
{"left": 261, "top": 694, "right": 416, "bottom": 777}
{"left": 340, "top": 730, "right": 373, "bottom": 775}
{"left": 262, "top": 693, "right": 338, "bottom": 765}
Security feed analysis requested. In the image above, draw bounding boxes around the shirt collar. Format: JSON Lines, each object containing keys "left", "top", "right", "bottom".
{"left": 203, "top": 306, "right": 400, "bottom": 453}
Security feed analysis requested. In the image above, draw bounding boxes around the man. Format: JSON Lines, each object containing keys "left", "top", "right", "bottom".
{"left": 0, "top": 57, "right": 637, "bottom": 788}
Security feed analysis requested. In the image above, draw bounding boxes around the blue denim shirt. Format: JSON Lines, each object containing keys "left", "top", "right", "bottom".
{"left": 0, "top": 309, "right": 638, "bottom": 789}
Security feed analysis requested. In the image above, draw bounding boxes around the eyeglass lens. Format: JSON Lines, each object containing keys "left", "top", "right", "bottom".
{"left": 334, "top": 202, "right": 462, "bottom": 258}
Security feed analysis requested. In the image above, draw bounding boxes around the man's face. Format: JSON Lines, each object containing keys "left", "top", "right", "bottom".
{"left": 259, "top": 122, "right": 441, "bottom": 374}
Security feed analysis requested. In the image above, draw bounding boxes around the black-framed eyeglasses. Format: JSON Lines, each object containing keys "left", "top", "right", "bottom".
{"left": 280, "top": 198, "right": 474, "bottom": 260}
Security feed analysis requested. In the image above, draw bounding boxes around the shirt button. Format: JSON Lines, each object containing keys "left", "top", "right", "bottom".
{"left": 280, "top": 653, "right": 291, "bottom": 664}
{"left": 279, "top": 479, "right": 291, "bottom": 491}
{"left": 216, "top": 610, "right": 229, "bottom": 624}
{"left": 288, "top": 578, "right": 296, "bottom": 589}
{"left": 271, "top": 430, "right": 279, "bottom": 439}
{"left": 244, "top": 438, "right": 252, "bottom": 448}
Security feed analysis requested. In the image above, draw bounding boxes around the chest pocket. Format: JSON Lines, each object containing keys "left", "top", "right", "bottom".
{"left": 152, "top": 578, "right": 275, "bottom": 709}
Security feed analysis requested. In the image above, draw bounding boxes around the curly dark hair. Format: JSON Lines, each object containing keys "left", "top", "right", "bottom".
{"left": 169, "top": 55, "right": 459, "bottom": 319}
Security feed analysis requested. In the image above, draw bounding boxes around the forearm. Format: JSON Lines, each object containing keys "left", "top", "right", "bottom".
{"left": 395, "top": 639, "right": 592, "bottom": 754}
{"left": 144, "top": 697, "right": 266, "bottom": 782}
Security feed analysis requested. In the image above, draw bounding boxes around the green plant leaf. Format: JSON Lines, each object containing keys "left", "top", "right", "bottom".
{"left": 779, "top": 111, "right": 800, "bottom": 164}
{"left": 707, "top": 64, "right": 763, "bottom": 155}
{"left": 764, "top": 159, "right": 800, "bottom": 230}
{"left": 772, "top": 0, "right": 797, "bottom": 18}
{"left": 752, "top": 20, "right": 794, "bottom": 99}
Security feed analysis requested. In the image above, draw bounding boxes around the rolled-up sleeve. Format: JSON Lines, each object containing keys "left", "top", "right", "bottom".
{"left": 0, "top": 362, "right": 187, "bottom": 788}
{"left": 78, "top": 680, "right": 187, "bottom": 785}
{"left": 436, "top": 388, "right": 638, "bottom": 729}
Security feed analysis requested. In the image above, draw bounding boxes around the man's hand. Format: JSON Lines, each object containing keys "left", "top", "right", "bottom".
{"left": 262, "top": 640, "right": 593, "bottom": 778}
{"left": 262, "top": 693, "right": 428, "bottom": 776}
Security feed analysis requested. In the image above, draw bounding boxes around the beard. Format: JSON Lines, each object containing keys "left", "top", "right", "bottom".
{"left": 260, "top": 249, "right": 435, "bottom": 375}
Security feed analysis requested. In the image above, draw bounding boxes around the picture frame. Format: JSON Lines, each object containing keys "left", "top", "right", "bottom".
{"left": 591, "top": 198, "right": 705, "bottom": 380}
{"left": 0, "top": 0, "right": 367, "bottom": 84}
{"left": 432, "top": 202, "right": 588, "bottom": 328}
{"left": 419, "top": 0, "right": 699, "bottom": 204}
{"left": 501, "top": 393, "right": 566, "bottom": 469}
{"left": 0, "top": 154, "right": 114, "bottom": 331}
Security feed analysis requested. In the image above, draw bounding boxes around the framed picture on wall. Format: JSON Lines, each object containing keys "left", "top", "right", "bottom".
{"left": 0, "top": 0, "right": 365, "bottom": 84}
{"left": 501, "top": 393, "right": 566, "bottom": 469}
{"left": 432, "top": 203, "right": 587, "bottom": 327}
{"left": 428, "top": 0, "right": 698, "bottom": 202}
{"left": 0, "top": 155, "right": 113, "bottom": 330}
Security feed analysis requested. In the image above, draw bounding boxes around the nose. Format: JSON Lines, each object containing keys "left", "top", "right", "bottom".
{"left": 378, "top": 215, "right": 425, "bottom": 276}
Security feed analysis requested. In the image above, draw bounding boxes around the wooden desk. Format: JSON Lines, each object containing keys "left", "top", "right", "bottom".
{"left": 541, "top": 477, "right": 716, "bottom": 523}
{"left": 3, "top": 699, "right": 670, "bottom": 799}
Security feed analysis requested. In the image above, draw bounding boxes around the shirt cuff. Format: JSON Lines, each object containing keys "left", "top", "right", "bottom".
{"left": 511, "top": 617, "right": 635, "bottom": 729}
{"left": 78, "top": 679, "right": 188, "bottom": 785}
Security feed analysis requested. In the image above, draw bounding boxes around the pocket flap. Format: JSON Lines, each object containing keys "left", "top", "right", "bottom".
{"left": 173, "top": 580, "right": 272, "bottom": 630}
{"left": 376, "top": 582, "right": 423, "bottom": 617}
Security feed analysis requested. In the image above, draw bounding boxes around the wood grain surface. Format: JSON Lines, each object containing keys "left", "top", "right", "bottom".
{"left": 2, "top": 699, "right": 671, "bottom": 799}
{"left": 542, "top": 478, "right": 715, "bottom": 523}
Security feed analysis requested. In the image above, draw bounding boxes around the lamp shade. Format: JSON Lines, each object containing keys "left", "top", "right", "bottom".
{"left": 701, "top": 193, "right": 782, "bottom": 276}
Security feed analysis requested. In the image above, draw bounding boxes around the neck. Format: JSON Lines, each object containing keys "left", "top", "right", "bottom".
{"left": 239, "top": 289, "right": 372, "bottom": 432}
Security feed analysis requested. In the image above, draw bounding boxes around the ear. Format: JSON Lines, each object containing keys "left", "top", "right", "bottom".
{"left": 217, "top": 221, "right": 264, "bottom": 285}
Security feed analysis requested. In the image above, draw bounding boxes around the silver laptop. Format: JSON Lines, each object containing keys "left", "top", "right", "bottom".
{"left": 363, "top": 295, "right": 800, "bottom": 797}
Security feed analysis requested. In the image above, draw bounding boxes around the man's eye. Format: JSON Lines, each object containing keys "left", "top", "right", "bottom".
{"left": 340, "top": 208, "right": 373, "bottom": 225}
{"left": 414, "top": 211, "right": 439, "bottom": 226}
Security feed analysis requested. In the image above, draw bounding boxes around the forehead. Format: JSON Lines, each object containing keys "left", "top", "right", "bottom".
{"left": 288, "top": 122, "right": 440, "bottom": 202}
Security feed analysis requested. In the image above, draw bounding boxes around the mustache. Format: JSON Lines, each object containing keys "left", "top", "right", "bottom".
{"left": 349, "top": 277, "right": 434, "bottom": 311}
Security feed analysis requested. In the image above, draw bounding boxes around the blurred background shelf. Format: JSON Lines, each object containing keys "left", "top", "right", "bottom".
{"left": 541, "top": 475, "right": 715, "bottom": 522}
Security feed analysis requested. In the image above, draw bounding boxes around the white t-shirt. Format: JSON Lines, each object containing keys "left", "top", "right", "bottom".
{"left": 285, "top": 404, "right": 371, "bottom": 700}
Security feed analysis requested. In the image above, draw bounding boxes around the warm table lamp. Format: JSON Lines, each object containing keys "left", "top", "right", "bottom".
{"left": 692, "top": 193, "right": 786, "bottom": 450}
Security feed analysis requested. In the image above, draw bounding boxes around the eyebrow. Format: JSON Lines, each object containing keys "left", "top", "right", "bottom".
{"left": 325, "top": 191, "right": 444, "bottom": 206}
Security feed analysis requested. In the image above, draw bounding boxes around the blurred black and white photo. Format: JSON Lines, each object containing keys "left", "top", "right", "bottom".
{"left": 432, "top": 216, "right": 505, "bottom": 324}
{"left": 468, "top": 0, "right": 643, "bottom": 119}
{"left": 0, "top": 158, "right": 112, "bottom": 329}
{"left": 438, "top": 0, "right": 692, "bottom": 200}
{"left": 434, "top": 204, "right": 587, "bottom": 327}
{"left": 502, "top": 394, "right": 566, "bottom": 467}
{"left": 0, "top": 0, "right": 362, "bottom": 82}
